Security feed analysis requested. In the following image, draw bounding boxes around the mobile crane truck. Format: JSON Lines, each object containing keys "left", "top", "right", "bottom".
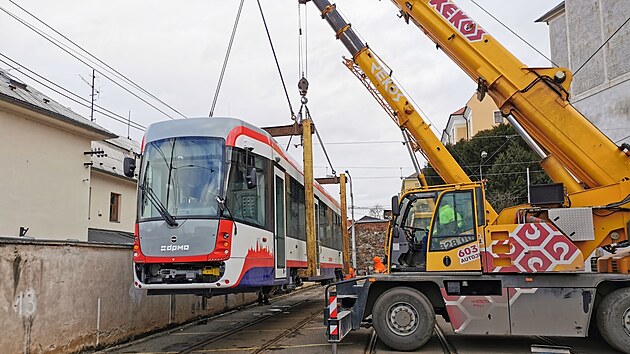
{"left": 303, "top": 0, "right": 630, "bottom": 352}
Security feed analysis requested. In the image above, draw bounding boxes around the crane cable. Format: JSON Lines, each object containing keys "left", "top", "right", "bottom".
{"left": 298, "top": 3, "right": 308, "bottom": 79}
{"left": 296, "top": 2, "right": 336, "bottom": 176}
{"left": 209, "top": 0, "right": 245, "bottom": 117}
{"left": 256, "top": 0, "right": 297, "bottom": 122}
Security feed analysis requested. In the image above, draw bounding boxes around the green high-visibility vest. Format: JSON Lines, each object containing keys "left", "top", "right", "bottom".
{"left": 439, "top": 204, "right": 463, "bottom": 227}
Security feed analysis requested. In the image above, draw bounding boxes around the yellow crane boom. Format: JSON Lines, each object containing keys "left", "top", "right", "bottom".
{"left": 389, "top": 0, "right": 630, "bottom": 189}
{"left": 311, "top": 0, "right": 497, "bottom": 220}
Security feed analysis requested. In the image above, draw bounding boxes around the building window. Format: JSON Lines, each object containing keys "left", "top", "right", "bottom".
{"left": 110, "top": 193, "right": 121, "bottom": 222}
{"left": 493, "top": 111, "right": 503, "bottom": 124}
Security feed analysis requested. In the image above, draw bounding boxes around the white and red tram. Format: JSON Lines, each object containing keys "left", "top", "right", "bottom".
{"left": 129, "top": 117, "right": 344, "bottom": 295}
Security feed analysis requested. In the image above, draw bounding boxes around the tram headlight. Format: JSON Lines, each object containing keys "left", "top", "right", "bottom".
{"left": 224, "top": 250, "right": 229, "bottom": 254}
{"left": 222, "top": 232, "right": 230, "bottom": 239}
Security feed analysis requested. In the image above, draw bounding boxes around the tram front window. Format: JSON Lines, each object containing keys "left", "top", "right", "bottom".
{"left": 139, "top": 137, "right": 224, "bottom": 220}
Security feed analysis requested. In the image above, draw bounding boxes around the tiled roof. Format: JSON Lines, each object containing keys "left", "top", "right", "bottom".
{"left": 0, "top": 69, "right": 115, "bottom": 138}
{"left": 450, "top": 107, "right": 466, "bottom": 116}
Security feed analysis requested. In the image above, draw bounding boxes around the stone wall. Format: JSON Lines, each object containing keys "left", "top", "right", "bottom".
{"left": 353, "top": 221, "right": 389, "bottom": 274}
{"left": 0, "top": 238, "right": 257, "bottom": 354}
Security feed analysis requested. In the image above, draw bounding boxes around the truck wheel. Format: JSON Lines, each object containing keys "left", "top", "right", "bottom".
{"left": 372, "top": 287, "right": 434, "bottom": 351}
{"left": 596, "top": 287, "right": 630, "bottom": 354}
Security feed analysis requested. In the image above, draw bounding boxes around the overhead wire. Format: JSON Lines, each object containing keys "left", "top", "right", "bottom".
{"left": 7, "top": 0, "right": 187, "bottom": 119}
{"left": 0, "top": 6, "right": 178, "bottom": 120}
{"left": 573, "top": 16, "right": 630, "bottom": 77}
{"left": 0, "top": 55, "right": 146, "bottom": 131}
{"left": 209, "top": 0, "right": 245, "bottom": 117}
{"left": 313, "top": 121, "right": 336, "bottom": 176}
{"left": 467, "top": 0, "right": 558, "bottom": 67}
{"left": 350, "top": 169, "right": 546, "bottom": 181}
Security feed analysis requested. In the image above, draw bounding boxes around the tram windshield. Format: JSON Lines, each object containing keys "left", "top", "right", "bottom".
{"left": 139, "top": 137, "right": 224, "bottom": 220}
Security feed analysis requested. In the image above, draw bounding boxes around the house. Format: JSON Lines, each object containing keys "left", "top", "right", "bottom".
{"left": 536, "top": 1, "right": 630, "bottom": 144}
{"left": 0, "top": 69, "right": 116, "bottom": 240}
{"left": 88, "top": 137, "right": 140, "bottom": 244}
{"left": 441, "top": 93, "right": 502, "bottom": 145}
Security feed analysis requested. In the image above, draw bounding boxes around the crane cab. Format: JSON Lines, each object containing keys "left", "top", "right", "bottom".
{"left": 388, "top": 183, "right": 485, "bottom": 272}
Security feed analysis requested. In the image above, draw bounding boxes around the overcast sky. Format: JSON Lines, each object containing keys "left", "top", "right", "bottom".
{"left": 1, "top": 0, "right": 559, "bottom": 217}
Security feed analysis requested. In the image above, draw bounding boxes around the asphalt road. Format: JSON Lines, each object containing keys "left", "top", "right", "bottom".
{"left": 97, "top": 284, "right": 622, "bottom": 354}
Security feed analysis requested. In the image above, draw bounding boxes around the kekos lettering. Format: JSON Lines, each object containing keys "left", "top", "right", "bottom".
{"left": 428, "top": 0, "right": 486, "bottom": 42}
{"left": 161, "top": 244, "right": 190, "bottom": 252}
{"left": 458, "top": 244, "right": 480, "bottom": 264}
{"left": 371, "top": 62, "right": 405, "bottom": 102}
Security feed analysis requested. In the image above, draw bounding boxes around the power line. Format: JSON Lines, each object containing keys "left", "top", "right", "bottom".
{"left": 0, "top": 54, "right": 146, "bottom": 131}
{"left": 0, "top": 6, "right": 178, "bottom": 120}
{"left": 467, "top": 0, "right": 558, "bottom": 67}
{"left": 7, "top": 0, "right": 187, "bottom": 119}
{"left": 351, "top": 170, "right": 546, "bottom": 180}
{"left": 314, "top": 160, "right": 543, "bottom": 170}
{"left": 573, "top": 16, "right": 630, "bottom": 76}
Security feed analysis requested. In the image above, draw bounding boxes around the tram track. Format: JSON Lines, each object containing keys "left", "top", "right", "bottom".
{"left": 178, "top": 298, "right": 312, "bottom": 354}
{"left": 251, "top": 309, "right": 322, "bottom": 353}
{"left": 435, "top": 323, "right": 457, "bottom": 354}
{"left": 100, "top": 284, "right": 321, "bottom": 354}
{"left": 363, "top": 329, "right": 377, "bottom": 354}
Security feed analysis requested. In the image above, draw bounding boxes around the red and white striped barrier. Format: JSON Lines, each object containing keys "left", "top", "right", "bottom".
{"left": 329, "top": 293, "right": 338, "bottom": 319}
{"left": 328, "top": 292, "right": 339, "bottom": 341}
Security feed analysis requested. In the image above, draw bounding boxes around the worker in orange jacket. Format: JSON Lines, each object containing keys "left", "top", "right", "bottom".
{"left": 344, "top": 267, "right": 356, "bottom": 280}
{"left": 373, "top": 256, "right": 386, "bottom": 273}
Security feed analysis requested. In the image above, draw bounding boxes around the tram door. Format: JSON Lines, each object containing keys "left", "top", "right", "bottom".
{"left": 274, "top": 169, "right": 286, "bottom": 279}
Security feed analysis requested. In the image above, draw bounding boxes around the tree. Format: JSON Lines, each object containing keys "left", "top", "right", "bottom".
{"left": 369, "top": 204, "right": 384, "bottom": 219}
{"left": 422, "top": 124, "right": 551, "bottom": 212}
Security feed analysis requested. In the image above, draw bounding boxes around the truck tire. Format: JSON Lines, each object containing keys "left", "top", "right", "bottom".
{"left": 372, "top": 287, "right": 434, "bottom": 351}
{"left": 596, "top": 287, "right": 630, "bottom": 354}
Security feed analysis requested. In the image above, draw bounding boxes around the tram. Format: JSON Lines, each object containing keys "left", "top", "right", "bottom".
{"left": 126, "top": 117, "right": 344, "bottom": 296}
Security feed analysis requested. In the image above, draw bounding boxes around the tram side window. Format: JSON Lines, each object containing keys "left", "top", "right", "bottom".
{"left": 333, "top": 212, "right": 342, "bottom": 250}
{"left": 318, "top": 200, "right": 327, "bottom": 246}
{"left": 429, "top": 191, "right": 476, "bottom": 252}
{"left": 326, "top": 205, "right": 333, "bottom": 248}
{"left": 226, "top": 148, "right": 270, "bottom": 229}
{"left": 319, "top": 202, "right": 336, "bottom": 249}
{"left": 287, "top": 178, "right": 306, "bottom": 241}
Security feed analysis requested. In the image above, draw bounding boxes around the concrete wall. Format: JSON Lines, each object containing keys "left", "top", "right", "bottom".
{"left": 0, "top": 103, "right": 92, "bottom": 240}
{"left": 0, "top": 238, "right": 257, "bottom": 354}
{"left": 547, "top": 0, "right": 630, "bottom": 143}
{"left": 88, "top": 171, "right": 137, "bottom": 233}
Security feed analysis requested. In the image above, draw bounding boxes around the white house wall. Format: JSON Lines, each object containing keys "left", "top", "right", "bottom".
{"left": 88, "top": 171, "right": 137, "bottom": 233}
{"left": 0, "top": 105, "right": 91, "bottom": 240}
